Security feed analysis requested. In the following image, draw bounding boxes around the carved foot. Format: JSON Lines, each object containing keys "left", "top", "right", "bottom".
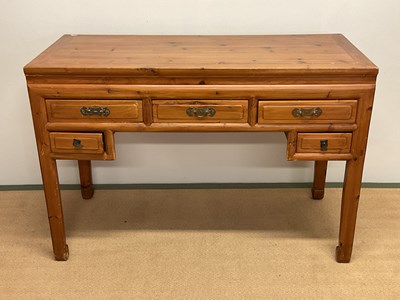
{"left": 311, "top": 188, "right": 324, "bottom": 200}
{"left": 335, "top": 244, "right": 352, "bottom": 263}
{"left": 81, "top": 186, "right": 94, "bottom": 199}
{"left": 54, "top": 244, "right": 69, "bottom": 261}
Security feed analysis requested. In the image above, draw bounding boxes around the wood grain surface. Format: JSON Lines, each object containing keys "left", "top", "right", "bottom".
{"left": 24, "top": 34, "right": 378, "bottom": 77}
{"left": 25, "top": 34, "right": 378, "bottom": 262}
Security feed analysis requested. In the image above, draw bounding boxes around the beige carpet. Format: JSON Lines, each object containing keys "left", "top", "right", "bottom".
{"left": 0, "top": 188, "right": 399, "bottom": 299}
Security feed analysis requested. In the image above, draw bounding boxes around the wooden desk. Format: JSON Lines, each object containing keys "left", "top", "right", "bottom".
{"left": 24, "top": 34, "right": 378, "bottom": 262}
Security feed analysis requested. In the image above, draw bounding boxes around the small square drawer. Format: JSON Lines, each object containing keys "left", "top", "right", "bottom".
{"left": 152, "top": 100, "right": 248, "bottom": 123}
{"left": 258, "top": 100, "right": 357, "bottom": 124}
{"left": 49, "top": 132, "right": 104, "bottom": 154}
{"left": 46, "top": 100, "right": 143, "bottom": 123}
{"left": 297, "top": 133, "right": 352, "bottom": 153}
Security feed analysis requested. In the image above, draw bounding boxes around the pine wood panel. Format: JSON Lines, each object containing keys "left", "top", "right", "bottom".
{"left": 30, "top": 83, "right": 375, "bottom": 100}
{"left": 152, "top": 100, "right": 248, "bottom": 123}
{"left": 46, "top": 100, "right": 143, "bottom": 123}
{"left": 296, "top": 133, "right": 352, "bottom": 153}
{"left": 49, "top": 132, "right": 104, "bottom": 154}
{"left": 45, "top": 122, "right": 358, "bottom": 133}
{"left": 286, "top": 131, "right": 353, "bottom": 161}
{"left": 258, "top": 100, "right": 357, "bottom": 124}
{"left": 24, "top": 35, "right": 377, "bottom": 79}
{"left": 25, "top": 74, "right": 378, "bottom": 85}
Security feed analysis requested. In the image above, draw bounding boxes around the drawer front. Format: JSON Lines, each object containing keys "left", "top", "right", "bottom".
{"left": 152, "top": 100, "right": 248, "bottom": 123}
{"left": 296, "top": 133, "right": 352, "bottom": 153}
{"left": 49, "top": 132, "right": 104, "bottom": 154}
{"left": 46, "top": 100, "right": 143, "bottom": 122}
{"left": 258, "top": 100, "right": 357, "bottom": 124}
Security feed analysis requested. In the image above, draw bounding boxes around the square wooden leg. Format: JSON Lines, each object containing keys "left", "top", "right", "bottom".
{"left": 40, "top": 157, "right": 69, "bottom": 261}
{"left": 78, "top": 160, "right": 94, "bottom": 199}
{"left": 311, "top": 160, "right": 328, "bottom": 200}
{"left": 336, "top": 159, "right": 364, "bottom": 263}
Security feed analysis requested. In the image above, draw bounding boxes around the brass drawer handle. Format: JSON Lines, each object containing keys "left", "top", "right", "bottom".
{"left": 80, "top": 106, "right": 110, "bottom": 117}
{"left": 72, "top": 139, "right": 83, "bottom": 149}
{"left": 292, "top": 107, "right": 322, "bottom": 118}
{"left": 186, "top": 107, "right": 216, "bottom": 118}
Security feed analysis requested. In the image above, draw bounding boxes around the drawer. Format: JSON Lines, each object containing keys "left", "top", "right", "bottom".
{"left": 46, "top": 100, "right": 143, "bottom": 123}
{"left": 49, "top": 132, "right": 104, "bottom": 154}
{"left": 296, "top": 133, "right": 352, "bottom": 153}
{"left": 258, "top": 100, "right": 357, "bottom": 124}
{"left": 152, "top": 100, "right": 248, "bottom": 123}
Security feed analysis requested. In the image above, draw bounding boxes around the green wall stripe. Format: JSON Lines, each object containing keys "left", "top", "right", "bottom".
{"left": 0, "top": 182, "right": 399, "bottom": 191}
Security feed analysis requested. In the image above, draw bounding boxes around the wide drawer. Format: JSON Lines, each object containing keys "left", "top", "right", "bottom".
{"left": 258, "top": 100, "right": 357, "bottom": 124}
{"left": 46, "top": 100, "right": 143, "bottom": 122}
{"left": 296, "top": 133, "right": 352, "bottom": 153}
{"left": 49, "top": 132, "right": 104, "bottom": 154}
{"left": 152, "top": 100, "right": 248, "bottom": 123}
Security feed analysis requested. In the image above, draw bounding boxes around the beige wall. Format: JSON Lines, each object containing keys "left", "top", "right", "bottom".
{"left": 1, "top": 0, "right": 399, "bottom": 184}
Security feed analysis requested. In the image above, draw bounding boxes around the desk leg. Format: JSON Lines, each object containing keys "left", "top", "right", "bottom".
{"left": 29, "top": 90, "right": 69, "bottom": 261}
{"left": 78, "top": 160, "right": 94, "bottom": 199}
{"left": 336, "top": 159, "right": 364, "bottom": 263}
{"left": 40, "top": 157, "right": 69, "bottom": 261}
{"left": 335, "top": 88, "right": 375, "bottom": 263}
{"left": 311, "top": 161, "right": 328, "bottom": 200}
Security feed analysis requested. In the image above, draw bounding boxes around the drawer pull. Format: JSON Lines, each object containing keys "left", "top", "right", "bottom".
{"left": 320, "top": 140, "right": 328, "bottom": 151}
{"left": 72, "top": 139, "right": 83, "bottom": 149}
{"left": 80, "top": 106, "right": 110, "bottom": 117}
{"left": 186, "top": 107, "right": 216, "bottom": 118}
{"left": 292, "top": 107, "right": 322, "bottom": 118}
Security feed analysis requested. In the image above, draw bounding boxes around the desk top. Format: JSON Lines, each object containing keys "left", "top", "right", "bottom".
{"left": 24, "top": 34, "right": 377, "bottom": 78}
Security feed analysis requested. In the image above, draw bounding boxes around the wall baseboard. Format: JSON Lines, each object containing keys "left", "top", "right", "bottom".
{"left": 1, "top": 182, "right": 399, "bottom": 191}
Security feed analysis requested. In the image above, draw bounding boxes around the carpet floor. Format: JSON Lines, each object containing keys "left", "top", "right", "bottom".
{"left": 0, "top": 188, "right": 399, "bottom": 299}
